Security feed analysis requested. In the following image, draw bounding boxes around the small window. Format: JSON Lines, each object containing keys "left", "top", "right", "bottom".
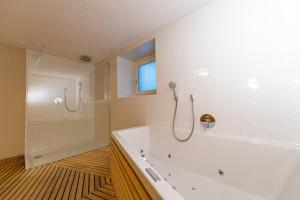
{"left": 137, "top": 59, "right": 157, "bottom": 94}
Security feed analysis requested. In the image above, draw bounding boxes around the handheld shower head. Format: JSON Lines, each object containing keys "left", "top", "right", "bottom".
{"left": 169, "top": 81, "right": 176, "bottom": 89}
{"left": 169, "top": 81, "right": 178, "bottom": 101}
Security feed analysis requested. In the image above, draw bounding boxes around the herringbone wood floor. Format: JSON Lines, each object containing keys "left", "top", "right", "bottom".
{"left": 0, "top": 148, "right": 116, "bottom": 200}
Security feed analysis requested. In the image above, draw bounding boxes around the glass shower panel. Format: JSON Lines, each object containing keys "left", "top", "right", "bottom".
{"left": 25, "top": 50, "right": 109, "bottom": 168}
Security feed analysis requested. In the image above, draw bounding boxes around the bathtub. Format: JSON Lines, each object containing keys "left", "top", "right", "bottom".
{"left": 112, "top": 126, "right": 300, "bottom": 200}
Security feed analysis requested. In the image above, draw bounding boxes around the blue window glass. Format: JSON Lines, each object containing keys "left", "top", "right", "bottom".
{"left": 138, "top": 61, "right": 157, "bottom": 93}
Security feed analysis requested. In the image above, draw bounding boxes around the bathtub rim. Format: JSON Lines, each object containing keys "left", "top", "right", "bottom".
{"left": 112, "top": 126, "right": 184, "bottom": 200}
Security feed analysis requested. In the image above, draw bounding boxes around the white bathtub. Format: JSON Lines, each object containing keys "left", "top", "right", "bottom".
{"left": 112, "top": 126, "right": 300, "bottom": 200}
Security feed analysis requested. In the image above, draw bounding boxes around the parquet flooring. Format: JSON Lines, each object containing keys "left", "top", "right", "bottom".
{"left": 0, "top": 147, "right": 116, "bottom": 200}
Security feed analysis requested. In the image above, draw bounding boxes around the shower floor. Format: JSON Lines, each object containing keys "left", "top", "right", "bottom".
{"left": 27, "top": 140, "right": 105, "bottom": 169}
{"left": 0, "top": 148, "right": 116, "bottom": 200}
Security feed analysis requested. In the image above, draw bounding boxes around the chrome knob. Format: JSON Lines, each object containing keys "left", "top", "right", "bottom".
{"left": 200, "top": 114, "right": 215, "bottom": 130}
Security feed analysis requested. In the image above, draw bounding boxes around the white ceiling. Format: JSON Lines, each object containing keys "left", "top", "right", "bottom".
{"left": 0, "top": 0, "right": 211, "bottom": 62}
{"left": 120, "top": 39, "right": 155, "bottom": 61}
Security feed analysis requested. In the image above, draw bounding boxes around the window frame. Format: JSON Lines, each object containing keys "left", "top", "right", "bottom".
{"left": 134, "top": 55, "right": 157, "bottom": 95}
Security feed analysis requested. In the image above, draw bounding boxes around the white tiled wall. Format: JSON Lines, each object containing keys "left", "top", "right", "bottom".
{"left": 111, "top": 0, "right": 300, "bottom": 145}
{"left": 117, "top": 57, "right": 135, "bottom": 98}
{"left": 26, "top": 50, "right": 95, "bottom": 154}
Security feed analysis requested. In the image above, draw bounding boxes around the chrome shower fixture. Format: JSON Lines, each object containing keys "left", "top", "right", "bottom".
{"left": 80, "top": 55, "right": 92, "bottom": 63}
{"left": 200, "top": 114, "right": 216, "bottom": 130}
{"left": 169, "top": 81, "right": 176, "bottom": 89}
{"left": 64, "top": 82, "right": 82, "bottom": 112}
{"left": 169, "top": 81, "right": 195, "bottom": 142}
{"left": 169, "top": 81, "right": 178, "bottom": 101}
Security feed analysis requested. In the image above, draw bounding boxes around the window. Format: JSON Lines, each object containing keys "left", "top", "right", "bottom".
{"left": 136, "top": 58, "right": 157, "bottom": 94}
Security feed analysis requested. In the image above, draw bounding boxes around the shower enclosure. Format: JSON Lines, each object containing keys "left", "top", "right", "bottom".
{"left": 25, "top": 50, "right": 110, "bottom": 168}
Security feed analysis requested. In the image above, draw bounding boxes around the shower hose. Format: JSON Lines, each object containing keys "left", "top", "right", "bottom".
{"left": 172, "top": 94, "right": 195, "bottom": 142}
{"left": 64, "top": 82, "right": 82, "bottom": 112}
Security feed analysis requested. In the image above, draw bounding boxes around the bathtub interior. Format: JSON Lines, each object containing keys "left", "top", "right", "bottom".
{"left": 117, "top": 126, "right": 300, "bottom": 200}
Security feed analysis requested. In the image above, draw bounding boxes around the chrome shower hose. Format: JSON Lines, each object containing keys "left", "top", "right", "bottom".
{"left": 172, "top": 94, "right": 195, "bottom": 142}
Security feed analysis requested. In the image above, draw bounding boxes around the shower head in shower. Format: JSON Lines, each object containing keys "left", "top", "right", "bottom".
{"left": 169, "top": 81, "right": 176, "bottom": 89}
{"left": 169, "top": 81, "right": 178, "bottom": 101}
{"left": 80, "top": 55, "right": 92, "bottom": 63}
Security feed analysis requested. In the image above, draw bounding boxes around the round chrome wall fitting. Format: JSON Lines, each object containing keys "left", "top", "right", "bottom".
{"left": 200, "top": 114, "right": 216, "bottom": 130}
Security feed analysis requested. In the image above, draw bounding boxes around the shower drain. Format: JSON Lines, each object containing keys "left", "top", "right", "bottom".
{"left": 33, "top": 155, "right": 42, "bottom": 159}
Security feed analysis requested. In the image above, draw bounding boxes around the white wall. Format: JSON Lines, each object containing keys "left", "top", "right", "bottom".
{"left": 108, "top": 0, "right": 300, "bottom": 145}
{"left": 117, "top": 57, "right": 135, "bottom": 98}
{"left": 95, "top": 62, "right": 111, "bottom": 146}
{"left": 0, "top": 43, "right": 25, "bottom": 160}
{"left": 26, "top": 50, "right": 95, "bottom": 154}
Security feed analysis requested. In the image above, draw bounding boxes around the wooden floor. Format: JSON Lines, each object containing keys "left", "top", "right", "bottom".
{"left": 0, "top": 148, "right": 116, "bottom": 200}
